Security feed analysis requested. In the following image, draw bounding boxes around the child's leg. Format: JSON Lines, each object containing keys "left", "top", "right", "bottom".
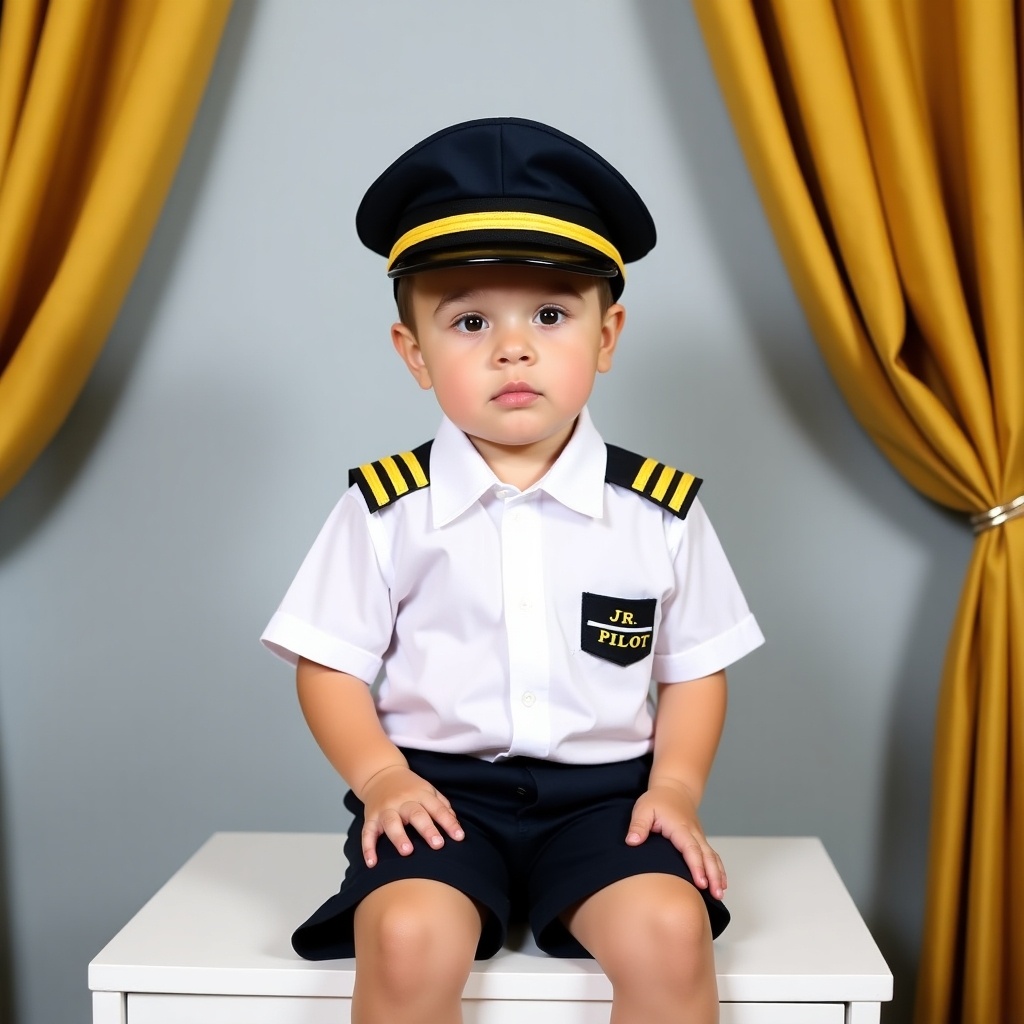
{"left": 351, "top": 878, "right": 484, "bottom": 1024}
{"left": 562, "top": 873, "right": 719, "bottom": 1024}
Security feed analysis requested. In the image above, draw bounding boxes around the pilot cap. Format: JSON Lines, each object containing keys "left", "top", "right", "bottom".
{"left": 356, "top": 117, "right": 656, "bottom": 300}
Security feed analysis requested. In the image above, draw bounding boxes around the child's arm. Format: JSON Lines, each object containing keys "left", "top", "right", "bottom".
{"left": 626, "top": 670, "right": 728, "bottom": 899}
{"left": 296, "top": 657, "right": 465, "bottom": 867}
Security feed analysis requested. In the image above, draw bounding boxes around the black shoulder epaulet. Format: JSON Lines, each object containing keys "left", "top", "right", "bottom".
{"left": 349, "top": 440, "right": 433, "bottom": 512}
{"left": 605, "top": 443, "right": 702, "bottom": 519}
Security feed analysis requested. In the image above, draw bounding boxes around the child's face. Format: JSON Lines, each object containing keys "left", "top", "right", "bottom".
{"left": 391, "top": 265, "right": 625, "bottom": 465}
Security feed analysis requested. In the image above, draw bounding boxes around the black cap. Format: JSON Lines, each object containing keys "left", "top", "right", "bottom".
{"left": 356, "top": 117, "right": 656, "bottom": 300}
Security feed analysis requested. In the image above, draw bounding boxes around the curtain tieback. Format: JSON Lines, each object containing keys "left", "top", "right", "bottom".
{"left": 970, "top": 494, "right": 1024, "bottom": 534}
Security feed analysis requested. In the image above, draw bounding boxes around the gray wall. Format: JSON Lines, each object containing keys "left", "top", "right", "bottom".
{"left": 0, "top": 3, "right": 972, "bottom": 1022}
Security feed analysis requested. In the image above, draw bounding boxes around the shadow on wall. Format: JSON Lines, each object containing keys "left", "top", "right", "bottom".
{"left": 631, "top": 4, "right": 972, "bottom": 1023}
{"left": 0, "top": 769, "right": 11, "bottom": 1023}
{"left": 0, "top": 4, "right": 257, "bottom": 1022}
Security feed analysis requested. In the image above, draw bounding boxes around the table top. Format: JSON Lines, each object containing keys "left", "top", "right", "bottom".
{"left": 89, "top": 832, "right": 892, "bottom": 1003}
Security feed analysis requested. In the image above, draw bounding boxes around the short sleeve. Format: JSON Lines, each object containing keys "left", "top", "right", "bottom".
{"left": 260, "top": 488, "right": 395, "bottom": 684}
{"left": 652, "top": 498, "right": 764, "bottom": 682}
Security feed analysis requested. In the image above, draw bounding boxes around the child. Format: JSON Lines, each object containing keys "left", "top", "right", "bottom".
{"left": 262, "top": 117, "right": 764, "bottom": 1024}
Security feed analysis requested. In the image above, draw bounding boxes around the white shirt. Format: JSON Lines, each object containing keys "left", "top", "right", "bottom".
{"left": 262, "top": 408, "right": 764, "bottom": 764}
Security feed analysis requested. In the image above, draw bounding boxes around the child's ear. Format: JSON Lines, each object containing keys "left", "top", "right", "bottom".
{"left": 597, "top": 302, "right": 626, "bottom": 374}
{"left": 391, "top": 323, "right": 433, "bottom": 390}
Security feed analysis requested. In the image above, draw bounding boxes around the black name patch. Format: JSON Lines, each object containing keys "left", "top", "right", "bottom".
{"left": 581, "top": 593, "right": 656, "bottom": 666}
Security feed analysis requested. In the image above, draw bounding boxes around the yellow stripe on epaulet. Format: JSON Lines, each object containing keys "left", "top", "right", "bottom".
{"left": 604, "top": 443, "right": 702, "bottom": 519}
{"left": 349, "top": 441, "right": 432, "bottom": 512}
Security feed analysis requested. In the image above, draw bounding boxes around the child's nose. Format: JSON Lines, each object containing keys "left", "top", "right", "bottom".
{"left": 493, "top": 324, "right": 535, "bottom": 365}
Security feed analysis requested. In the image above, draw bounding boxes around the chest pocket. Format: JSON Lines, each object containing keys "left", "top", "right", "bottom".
{"left": 581, "top": 592, "right": 656, "bottom": 667}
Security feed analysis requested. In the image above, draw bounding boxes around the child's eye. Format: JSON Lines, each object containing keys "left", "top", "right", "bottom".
{"left": 454, "top": 314, "right": 487, "bottom": 333}
{"left": 535, "top": 307, "right": 566, "bottom": 326}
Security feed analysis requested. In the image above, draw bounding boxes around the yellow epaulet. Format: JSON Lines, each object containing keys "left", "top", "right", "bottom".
{"left": 604, "top": 443, "right": 702, "bottom": 519}
{"left": 349, "top": 441, "right": 432, "bottom": 512}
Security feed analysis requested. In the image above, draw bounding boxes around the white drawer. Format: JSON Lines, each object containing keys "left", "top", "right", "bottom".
{"left": 127, "top": 993, "right": 845, "bottom": 1024}
{"left": 92, "top": 836, "right": 891, "bottom": 1024}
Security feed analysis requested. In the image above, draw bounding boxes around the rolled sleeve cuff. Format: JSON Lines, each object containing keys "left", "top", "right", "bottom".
{"left": 260, "top": 612, "right": 383, "bottom": 684}
{"left": 653, "top": 614, "right": 765, "bottom": 683}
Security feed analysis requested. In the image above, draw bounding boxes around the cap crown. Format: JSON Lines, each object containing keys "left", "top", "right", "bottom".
{"left": 356, "top": 117, "right": 656, "bottom": 296}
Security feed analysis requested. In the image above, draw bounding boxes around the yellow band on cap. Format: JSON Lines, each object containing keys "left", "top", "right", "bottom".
{"left": 387, "top": 210, "right": 625, "bottom": 279}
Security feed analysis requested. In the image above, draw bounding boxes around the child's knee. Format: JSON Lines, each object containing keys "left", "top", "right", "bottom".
{"left": 646, "top": 880, "right": 712, "bottom": 947}
{"left": 634, "top": 898, "right": 708, "bottom": 968}
{"left": 354, "top": 880, "right": 481, "bottom": 992}
{"left": 583, "top": 876, "right": 714, "bottom": 986}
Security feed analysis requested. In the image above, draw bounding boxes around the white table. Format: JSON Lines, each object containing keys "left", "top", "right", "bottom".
{"left": 90, "top": 832, "right": 892, "bottom": 1024}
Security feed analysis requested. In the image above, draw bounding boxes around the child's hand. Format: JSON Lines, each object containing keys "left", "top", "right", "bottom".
{"left": 357, "top": 764, "right": 465, "bottom": 867}
{"left": 625, "top": 781, "right": 727, "bottom": 900}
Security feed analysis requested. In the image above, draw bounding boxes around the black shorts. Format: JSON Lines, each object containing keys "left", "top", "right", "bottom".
{"left": 292, "top": 748, "right": 730, "bottom": 961}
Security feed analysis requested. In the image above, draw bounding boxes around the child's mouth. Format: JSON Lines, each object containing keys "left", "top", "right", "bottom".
{"left": 493, "top": 382, "right": 540, "bottom": 408}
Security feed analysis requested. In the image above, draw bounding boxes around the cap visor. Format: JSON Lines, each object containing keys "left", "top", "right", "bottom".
{"left": 388, "top": 245, "right": 619, "bottom": 279}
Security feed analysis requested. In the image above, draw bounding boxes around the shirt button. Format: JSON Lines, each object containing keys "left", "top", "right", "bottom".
{"left": 521, "top": 692, "right": 536, "bottom": 707}
{"left": 496, "top": 489, "right": 508, "bottom": 499}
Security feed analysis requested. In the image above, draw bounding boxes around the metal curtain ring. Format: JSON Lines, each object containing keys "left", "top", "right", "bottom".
{"left": 969, "top": 494, "right": 1024, "bottom": 534}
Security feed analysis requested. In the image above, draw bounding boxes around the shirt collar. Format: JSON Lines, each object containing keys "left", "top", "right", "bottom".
{"left": 531, "top": 406, "right": 607, "bottom": 518}
{"left": 429, "top": 407, "right": 607, "bottom": 528}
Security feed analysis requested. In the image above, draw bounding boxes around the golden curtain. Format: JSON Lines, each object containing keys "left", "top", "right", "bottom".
{"left": 692, "top": 2, "right": 1024, "bottom": 1022}
{"left": 0, "top": 0, "right": 233, "bottom": 501}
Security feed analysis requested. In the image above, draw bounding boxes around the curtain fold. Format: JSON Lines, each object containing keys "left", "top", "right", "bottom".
{"left": 0, "top": 0, "right": 233, "bottom": 502}
{"left": 692, "top": 2, "right": 1024, "bottom": 1021}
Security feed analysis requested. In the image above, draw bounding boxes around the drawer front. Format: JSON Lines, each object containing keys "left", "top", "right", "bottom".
{"left": 722, "top": 1005, "right": 846, "bottom": 1024}
{"left": 128, "top": 996, "right": 345, "bottom": 1023}
{"left": 127, "top": 994, "right": 849, "bottom": 1024}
